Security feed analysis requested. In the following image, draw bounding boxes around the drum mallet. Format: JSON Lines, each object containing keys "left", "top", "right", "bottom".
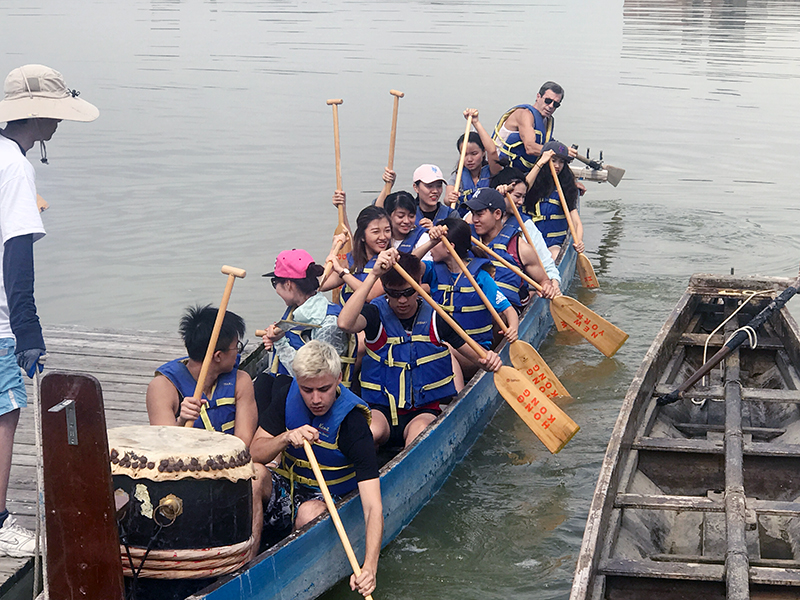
{"left": 185, "top": 265, "right": 246, "bottom": 428}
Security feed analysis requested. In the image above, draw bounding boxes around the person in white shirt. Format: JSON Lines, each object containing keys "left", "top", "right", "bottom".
{"left": 0, "top": 64, "right": 98, "bottom": 556}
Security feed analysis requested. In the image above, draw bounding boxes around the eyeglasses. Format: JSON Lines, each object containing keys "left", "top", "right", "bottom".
{"left": 271, "top": 278, "right": 283, "bottom": 289}
{"left": 220, "top": 339, "right": 247, "bottom": 354}
{"left": 384, "top": 287, "right": 417, "bottom": 298}
{"left": 543, "top": 97, "right": 561, "bottom": 109}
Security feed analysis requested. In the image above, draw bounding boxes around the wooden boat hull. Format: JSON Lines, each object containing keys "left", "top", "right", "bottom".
{"left": 190, "top": 247, "right": 577, "bottom": 600}
{"left": 571, "top": 273, "right": 800, "bottom": 600}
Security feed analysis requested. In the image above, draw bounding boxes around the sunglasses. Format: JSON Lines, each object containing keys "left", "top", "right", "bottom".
{"left": 543, "top": 97, "right": 562, "bottom": 109}
{"left": 384, "top": 287, "right": 417, "bottom": 299}
{"left": 271, "top": 277, "right": 284, "bottom": 289}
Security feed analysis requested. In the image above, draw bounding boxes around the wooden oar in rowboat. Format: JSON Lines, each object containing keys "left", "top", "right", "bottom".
{"left": 381, "top": 90, "right": 404, "bottom": 198}
{"left": 658, "top": 269, "right": 800, "bottom": 405}
{"left": 392, "top": 262, "right": 579, "bottom": 453}
{"left": 439, "top": 235, "right": 571, "bottom": 400}
{"left": 185, "top": 265, "right": 247, "bottom": 427}
{"left": 471, "top": 236, "right": 628, "bottom": 358}
{"left": 549, "top": 160, "right": 599, "bottom": 289}
{"left": 502, "top": 190, "right": 569, "bottom": 333}
{"left": 574, "top": 153, "right": 625, "bottom": 187}
{"left": 303, "top": 440, "right": 375, "bottom": 600}
{"left": 450, "top": 114, "right": 473, "bottom": 209}
{"left": 327, "top": 98, "right": 351, "bottom": 304}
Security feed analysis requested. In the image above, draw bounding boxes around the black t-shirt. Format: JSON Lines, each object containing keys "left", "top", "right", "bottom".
{"left": 257, "top": 373, "right": 379, "bottom": 482}
{"left": 419, "top": 206, "right": 441, "bottom": 222}
{"left": 359, "top": 299, "right": 465, "bottom": 349}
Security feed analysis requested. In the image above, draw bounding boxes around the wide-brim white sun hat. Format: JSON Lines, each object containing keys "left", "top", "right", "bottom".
{"left": 0, "top": 64, "right": 98, "bottom": 124}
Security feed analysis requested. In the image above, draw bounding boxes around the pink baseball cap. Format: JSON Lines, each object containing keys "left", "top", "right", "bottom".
{"left": 412, "top": 164, "right": 446, "bottom": 185}
{"left": 263, "top": 249, "right": 315, "bottom": 279}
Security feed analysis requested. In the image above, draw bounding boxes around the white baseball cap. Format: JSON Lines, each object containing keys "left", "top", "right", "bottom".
{"left": 412, "top": 164, "right": 446, "bottom": 185}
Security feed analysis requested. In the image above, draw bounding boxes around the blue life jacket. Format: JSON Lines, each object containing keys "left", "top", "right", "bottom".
{"left": 156, "top": 357, "right": 239, "bottom": 434}
{"left": 415, "top": 202, "right": 456, "bottom": 227}
{"left": 359, "top": 298, "right": 456, "bottom": 425}
{"left": 431, "top": 259, "right": 494, "bottom": 347}
{"left": 339, "top": 254, "right": 377, "bottom": 306}
{"left": 395, "top": 226, "right": 427, "bottom": 254}
{"left": 472, "top": 221, "right": 529, "bottom": 308}
{"left": 492, "top": 104, "right": 554, "bottom": 172}
{"left": 530, "top": 190, "right": 567, "bottom": 247}
{"left": 276, "top": 380, "right": 371, "bottom": 498}
{"left": 270, "top": 303, "right": 358, "bottom": 388}
{"left": 455, "top": 164, "right": 493, "bottom": 216}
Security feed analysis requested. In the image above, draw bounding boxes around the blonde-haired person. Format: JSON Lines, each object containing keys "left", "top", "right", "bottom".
{"left": 250, "top": 341, "right": 382, "bottom": 598}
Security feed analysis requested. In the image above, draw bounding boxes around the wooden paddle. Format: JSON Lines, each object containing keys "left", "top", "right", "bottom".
{"left": 575, "top": 153, "right": 625, "bottom": 187}
{"left": 382, "top": 90, "right": 404, "bottom": 198}
{"left": 328, "top": 98, "right": 352, "bottom": 303}
{"left": 502, "top": 190, "right": 568, "bottom": 332}
{"left": 439, "top": 235, "right": 570, "bottom": 400}
{"left": 184, "top": 265, "right": 247, "bottom": 427}
{"left": 303, "top": 440, "right": 375, "bottom": 600}
{"left": 392, "top": 262, "right": 579, "bottom": 453}
{"left": 450, "top": 114, "right": 473, "bottom": 209}
{"left": 471, "top": 237, "right": 628, "bottom": 358}
{"left": 321, "top": 237, "right": 347, "bottom": 287}
{"left": 549, "top": 161, "right": 599, "bottom": 289}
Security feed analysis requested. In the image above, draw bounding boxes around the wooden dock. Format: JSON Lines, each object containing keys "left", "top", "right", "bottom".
{"left": 0, "top": 325, "right": 185, "bottom": 594}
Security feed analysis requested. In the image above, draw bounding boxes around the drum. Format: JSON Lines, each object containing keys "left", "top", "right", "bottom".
{"left": 109, "top": 426, "right": 255, "bottom": 582}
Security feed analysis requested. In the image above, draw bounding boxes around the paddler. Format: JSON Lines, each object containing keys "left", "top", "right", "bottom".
{"left": 250, "top": 340, "right": 382, "bottom": 598}
{"left": 411, "top": 164, "right": 458, "bottom": 229}
{"left": 261, "top": 249, "right": 358, "bottom": 388}
{"left": 0, "top": 64, "right": 98, "bottom": 556}
{"left": 337, "top": 249, "right": 502, "bottom": 450}
{"left": 492, "top": 81, "right": 576, "bottom": 172}
{"left": 468, "top": 188, "right": 559, "bottom": 309}
{"left": 523, "top": 140, "right": 585, "bottom": 260}
{"left": 444, "top": 109, "right": 503, "bottom": 216}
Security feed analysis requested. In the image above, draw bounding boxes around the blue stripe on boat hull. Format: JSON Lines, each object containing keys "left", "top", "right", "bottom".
{"left": 191, "top": 245, "right": 577, "bottom": 600}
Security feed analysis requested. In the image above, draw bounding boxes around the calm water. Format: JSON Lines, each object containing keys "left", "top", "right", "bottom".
{"left": 3, "top": 0, "right": 800, "bottom": 598}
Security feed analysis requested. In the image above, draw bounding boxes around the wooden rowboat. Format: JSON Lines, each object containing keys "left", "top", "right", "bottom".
{"left": 571, "top": 273, "right": 800, "bottom": 600}
{"left": 188, "top": 244, "right": 578, "bottom": 600}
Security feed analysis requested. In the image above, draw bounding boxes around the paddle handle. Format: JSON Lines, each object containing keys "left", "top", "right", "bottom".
{"left": 321, "top": 239, "right": 346, "bottom": 287}
{"left": 440, "top": 237, "right": 507, "bottom": 333}
{"left": 255, "top": 330, "right": 267, "bottom": 337}
{"left": 303, "top": 440, "right": 375, "bottom": 600}
{"left": 471, "top": 236, "right": 542, "bottom": 292}
{"left": 549, "top": 161, "right": 579, "bottom": 242}
{"left": 382, "top": 90, "right": 403, "bottom": 197}
{"left": 574, "top": 153, "right": 603, "bottom": 171}
{"left": 328, "top": 99, "right": 344, "bottom": 194}
{"left": 185, "top": 266, "right": 247, "bottom": 427}
{"left": 451, "top": 114, "right": 473, "bottom": 209}
{"left": 392, "top": 263, "right": 486, "bottom": 358}
{"left": 504, "top": 193, "right": 549, "bottom": 276}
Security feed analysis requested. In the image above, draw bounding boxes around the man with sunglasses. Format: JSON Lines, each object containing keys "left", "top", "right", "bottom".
{"left": 492, "top": 81, "right": 577, "bottom": 173}
{"left": 338, "top": 249, "right": 501, "bottom": 450}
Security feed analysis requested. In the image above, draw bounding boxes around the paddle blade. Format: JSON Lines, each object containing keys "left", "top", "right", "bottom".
{"left": 495, "top": 366, "right": 579, "bottom": 454}
{"left": 551, "top": 296, "right": 628, "bottom": 358}
{"left": 605, "top": 165, "right": 625, "bottom": 187}
{"left": 551, "top": 303, "right": 571, "bottom": 331}
{"left": 508, "top": 340, "right": 571, "bottom": 399}
{"left": 577, "top": 253, "right": 599, "bottom": 288}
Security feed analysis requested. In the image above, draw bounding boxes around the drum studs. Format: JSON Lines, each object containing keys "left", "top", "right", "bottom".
{"left": 155, "top": 494, "right": 183, "bottom": 527}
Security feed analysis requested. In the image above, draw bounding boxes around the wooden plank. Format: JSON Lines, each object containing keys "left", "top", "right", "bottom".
{"left": 654, "top": 384, "right": 800, "bottom": 403}
{"left": 673, "top": 422, "right": 785, "bottom": 440}
{"left": 598, "top": 558, "right": 724, "bottom": 581}
{"left": 614, "top": 493, "right": 723, "bottom": 512}
{"left": 679, "top": 333, "right": 783, "bottom": 350}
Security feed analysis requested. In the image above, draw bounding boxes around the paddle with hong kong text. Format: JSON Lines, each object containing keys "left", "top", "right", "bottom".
{"left": 327, "top": 98, "right": 352, "bottom": 304}
{"left": 392, "top": 262, "right": 579, "bottom": 453}
{"left": 471, "top": 237, "right": 628, "bottom": 358}
{"left": 439, "top": 234, "right": 571, "bottom": 400}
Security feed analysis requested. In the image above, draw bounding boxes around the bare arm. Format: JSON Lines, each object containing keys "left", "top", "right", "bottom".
{"left": 374, "top": 168, "right": 396, "bottom": 208}
{"left": 500, "top": 305, "right": 519, "bottom": 343}
{"left": 525, "top": 150, "right": 555, "bottom": 188}
{"left": 250, "top": 423, "right": 320, "bottom": 465}
{"left": 517, "top": 238, "right": 559, "bottom": 299}
{"left": 515, "top": 109, "right": 544, "bottom": 158}
{"left": 468, "top": 109, "right": 502, "bottom": 175}
{"left": 570, "top": 209, "right": 585, "bottom": 253}
{"left": 349, "top": 478, "right": 383, "bottom": 597}
{"left": 145, "top": 375, "right": 182, "bottom": 426}
{"left": 337, "top": 249, "right": 397, "bottom": 333}
{"left": 332, "top": 190, "right": 352, "bottom": 232}
{"left": 233, "top": 371, "right": 258, "bottom": 447}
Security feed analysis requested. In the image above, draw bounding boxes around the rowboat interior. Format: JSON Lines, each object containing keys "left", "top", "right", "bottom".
{"left": 572, "top": 274, "right": 800, "bottom": 600}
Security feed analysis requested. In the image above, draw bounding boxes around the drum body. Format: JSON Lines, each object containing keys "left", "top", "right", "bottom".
{"left": 108, "top": 426, "right": 254, "bottom": 582}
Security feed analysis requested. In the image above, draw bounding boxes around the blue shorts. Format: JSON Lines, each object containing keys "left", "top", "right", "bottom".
{"left": 0, "top": 339, "right": 26, "bottom": 417}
